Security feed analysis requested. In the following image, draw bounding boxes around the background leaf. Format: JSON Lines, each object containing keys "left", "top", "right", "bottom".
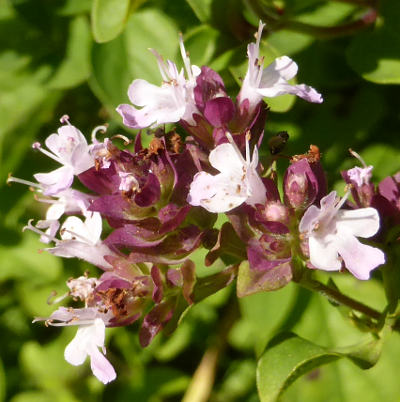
{"left": 91, "top": 0, "right": 131, "bottom": 43}
{"left": 256, "top": 332, "right": 383, "bottom": 402}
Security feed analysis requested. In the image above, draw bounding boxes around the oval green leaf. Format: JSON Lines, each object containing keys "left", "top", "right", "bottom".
{"left": 91, "top": 0, "right": 131, "bottom": 43}
{"left": 257, "top": 332, "right": 383, "bottom": 402}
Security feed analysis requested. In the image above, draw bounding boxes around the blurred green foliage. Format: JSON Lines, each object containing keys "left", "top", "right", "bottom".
{"left": 1, "top": 0, "right": 400, "bottom": 401}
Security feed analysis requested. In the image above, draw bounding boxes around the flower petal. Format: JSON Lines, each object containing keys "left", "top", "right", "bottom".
{"left": 34, "top": 166, "right": 74, "bottom": 196}
{"left": 188, "top": 171, "right": 246, "bottom": 213}
{"left": 335, "top": 227, "right": 385, "bottom": 280}
{"left": 88, "top": 346, "right": 117, "bottom": 384}
{"left": 260, "top": 56, "right": 298, "bottom": 87}
{"left": 64, "top": 328, "right": 88, "bottom": 366}
{"left": 209, "top": 142, "right": 244, "bottom": 173}
{"left": 336, "top": 207, "right": 380, "bottom": 238}
{"left": 308, "top": 234, "right": 342, "bottom": 271}
{"left": 48, "top": 241, "right": 113, "bottom": 269}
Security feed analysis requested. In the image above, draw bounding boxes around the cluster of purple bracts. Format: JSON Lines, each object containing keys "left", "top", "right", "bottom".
{"left": 10, "top": 22, "right": 391, "bottom": 384}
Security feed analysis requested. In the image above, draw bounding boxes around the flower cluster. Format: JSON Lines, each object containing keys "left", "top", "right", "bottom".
{"left": 10, "top": 22, "right": 389, "bottom": 384}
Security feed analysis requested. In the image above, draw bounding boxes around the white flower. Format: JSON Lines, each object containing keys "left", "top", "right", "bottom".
{"left": 299, "top": 191, "right": 385, "bottom": 280}
{"left": 35, "top": 189, "right": 92, "bottom": 244}
{"left": 238, "top": 22, "right": 323, "bottom": 112}
{"left": 48, "top": 212, "right": 113, "bottom": 269}
{"left": 117, "top": 36, "right": 200, "bottom": 128}
{"left": 33, "top": 120, "right": 94, "bottom": 196}
{"left": 25, "top": 211, "right": 113, "bottom": 269}
{"left": 64, "top": 318, "right": 116, "bottom": 384}
{"left": 187, "top": 133, "right": 266, "bottom": 212}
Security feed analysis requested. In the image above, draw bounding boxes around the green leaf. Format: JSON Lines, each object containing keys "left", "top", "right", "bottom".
{"left": 234, "top": 283, "right": 297, "bottom": 355}
{"left": 185, "top": 0, "right": 213, "bottom": 23}
{"left": 91, "top": 0, "right": 131, "bottom": 43}
{"left": 346, "top": 0, "right": 400, "bottom": 84}
{"left": 124, "top": 8, "right": 179, "bottom": 84}
{"left": 256, "top": 332, "right": 383, "bottom": 402}
{"left": 0, "top": 233, "right": 62, "bottom": 283}
{"left": 295, "top": 2, "right": 356, "bottom": 26}
{"left": 89, "top": 34, "right": 132, "bottom": 117}
{"left": 183, "top": 25, "right": 221, "bottom": 66}
{"left": 47, "top": 15, "right": 91, "bottom": 89}
{"left": 20, "top": 336, "right": 81, "bottom": 401}
{"left": 267, "top": 30, "right": 314, "bottom": 57}
{"left": 57, "top": 0, "right": 92, "bottom": 16}
{"left": 346, "top": 28, "right": 400, "bottom": 85}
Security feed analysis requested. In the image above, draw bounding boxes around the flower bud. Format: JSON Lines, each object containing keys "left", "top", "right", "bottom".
{"left": 284, "top": 159, "right": 323, "bottom": 210}
{"left": 263, "top": 201, "right": 290, "bottom": 226}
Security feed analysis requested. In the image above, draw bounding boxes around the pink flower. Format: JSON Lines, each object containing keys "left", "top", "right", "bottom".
{"left": 238, "top": 22, "right": 323, "bottom": 113}
{"left": 117, "top": 36, "right": 200, "bottom": 128}
{"left": 347, "top": 166, "right": 373, "bottom": 187}
{"left": 299, "top": 191, "right": 385, "bottom": 280}
{"left": 187, "top": 133, "right": 266, "bottom": 212}
{"left": 33, "top": 120, "right": 94, "bottom": 196}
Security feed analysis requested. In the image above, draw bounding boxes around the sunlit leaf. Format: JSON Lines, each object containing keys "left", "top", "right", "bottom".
{"left": 91, "top": 0, "right": 131, "bottom": 43}
{"left": 124, "top": 8, "right": 179, "bottom": 84}
{"left": 48, "top": 15, "right": 91, "bottom": 89}
{"left": 0, "top": 233, "right": 62, "bottom": 283}
{"left": 185, "top": 0, "right": 213, "bottom": 23}
{"left": 257, "top": 332, "right": 383, "bottom": 402}
{"left": 346, "top": 0, "right": 400, "bottom": 84}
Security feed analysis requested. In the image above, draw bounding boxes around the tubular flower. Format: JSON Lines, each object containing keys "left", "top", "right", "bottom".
{"left": 299, "top": 191, "right": 385, "bottom": 280}
{"left": 187, "top": 133, "right": 266, "bottom": 212}
{"left": 238, "top": 22, "right": 323, "bottom": 113}
{"left": 117, "top": 36, "right": 200, "bottom": 128}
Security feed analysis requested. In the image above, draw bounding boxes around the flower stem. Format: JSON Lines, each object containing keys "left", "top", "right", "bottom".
{"left": 297, "top": 276, "right": 381, "bottom": 320}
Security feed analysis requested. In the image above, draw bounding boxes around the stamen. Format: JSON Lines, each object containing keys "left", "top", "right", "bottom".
{"left": 32, "top": 142, "right": 64, "bottom": 165}
{"left": 7, "top": 174, "right": 42, "bottom": 189}
{"left": 47, "top": 290, "right": 68, "bottom": 305}
{"left": 149, "top": 48, "right": 168, "bottom": 82}
{"left": 334, "top": 189, "right": 351, "bottom": 213}
{"left": 179, "top": 33, "right": 193, "bottom": 82}
{"left": 91, "top": 124, "right": 108, "bottom": 143}
{"left": 111, "top": 134, "right": 132, "bottom": 146}
{"left": 60, "top": 114, "right": 71, "bottom": 124}
{"left": 34, "top": 194, "right": 58, "bottom": 204}
{"left": 349, "top": 148, "right": 367, "bottom": 168}
{"left": 23, "top": 220, "right": 59, "bottom": 244}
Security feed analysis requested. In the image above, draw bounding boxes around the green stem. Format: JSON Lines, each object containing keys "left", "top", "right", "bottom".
{"left": 297, "top": 276, "right": 382, "bottom": 321}
{"left": 246, "top": 0, "right": 377, "bottom": 39}
{"left": 281, "top": 10, "right": 377, "bottom": 39}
